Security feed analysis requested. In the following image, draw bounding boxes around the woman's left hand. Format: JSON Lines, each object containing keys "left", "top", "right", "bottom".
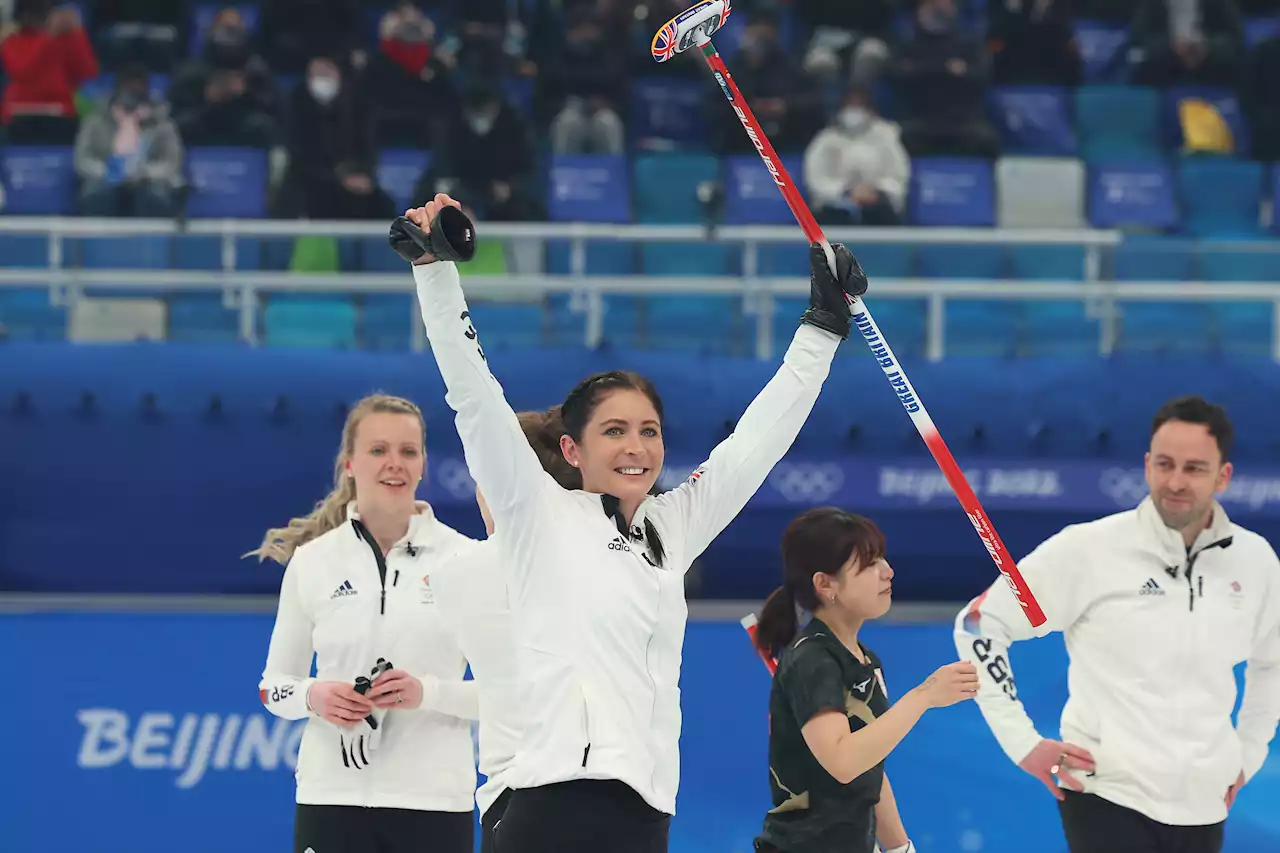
{"left": 368, "top": 669, "right": 424, "bottom": 710}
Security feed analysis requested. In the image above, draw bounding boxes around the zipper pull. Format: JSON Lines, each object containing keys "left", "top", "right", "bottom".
{"left": 1198, "top": 576, "right": 1204, "bottom": 597}
{"left": 393, "top": 570, "right": 399, "bottom": 587}
{"left": 381, "top": 588, "right": 386, "bottom": 615}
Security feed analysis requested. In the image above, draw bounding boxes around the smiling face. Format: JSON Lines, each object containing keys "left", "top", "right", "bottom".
{"left": 560, "top": 388, "right": 665, "bottom": 505}
{"left": 345, "top": 411, "right": 425, "bottom": 518}
{"left": 1145, "top": 419, "right": 1232, "bottom": 535}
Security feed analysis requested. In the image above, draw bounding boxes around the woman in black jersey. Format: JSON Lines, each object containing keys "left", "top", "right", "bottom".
{"left": 751, "top": 508, "right": 980, "bottom": 853}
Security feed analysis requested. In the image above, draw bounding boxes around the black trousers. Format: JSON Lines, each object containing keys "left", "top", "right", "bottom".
{"left": 294, "top": 803, "right": 473, "bottom": 853}
{"left": 481, "top": 789, "right": 514, "bottom": 853}
{"left": 1058, "top": 792, "right": 1224, "bottom": 853}
{"left": 493, "top": 780, "right": 670, "bottom": 853}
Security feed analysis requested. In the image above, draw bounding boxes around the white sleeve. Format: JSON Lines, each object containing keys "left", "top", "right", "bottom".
{"left": 259, "top": 555, "right": 317, "bottom": 720}
{"left": 648, "top": 324, "right": 838, "bottom": 567}
{"left": 874, "top": 126, "right": 911, "bottom": 213}
{"left": 953, "top": 528, "right": 1085, "bottom": 765}
{"left": 418, "top": 677, "right": 481, "bottom": 721}
{"left": 1237, "top": 552, "right": 1280, "bottom": 781}
{"left": 413, "top": 261, "right": 554, "bottom": 551}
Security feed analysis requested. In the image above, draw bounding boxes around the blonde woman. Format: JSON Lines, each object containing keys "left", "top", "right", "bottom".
{"left": 251, "top": 393, "right": 480, "bottom": 853}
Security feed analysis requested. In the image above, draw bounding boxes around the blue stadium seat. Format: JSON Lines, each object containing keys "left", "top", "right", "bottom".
{"left": 77, "top": 236, "right": 170, "bottom": 269}
{"left": 1023, "top": 301, "right": 1099, "bottom": 357}
{"left": 989, "top": 87, "right": 1076, "bottom": 157}
{"left": 263, "top": 298, "right": 357, "bottom": 349}
{"left": 640, "top": 243, "right": 736, "bottom": 277}
{"left": 189, "top": 4, "right": 258, "bottom": 57}
{"left": 0, "top": 289, "right": 66, "bottom": 340}
{"left": 639, "top": 243, "right": 740, "bottom": 353}
{"left": 361, "top": 294, "right": 416, "bottom": 351}
{"left": 0, "top": 235, "right": 49, "bottom": 268}
{"left": 185, "top": 147, "right": 268, "bottom": 218}
{"left": 466, "top": 299, "right": 549, "bottom": 351}
{"left": 1245, "top": 15, "right": 1280, "bottom": 47}
{"left": 756, "top": 243, "right": 810, "bottom": 277}
{"left": 853, "top": 300, "right": 928, "bottom": 361}
{"left": 770, "top": 298, "right": 810, "bottom": 355}
{"left": 377, "top": 148, "right": 432, "bottom": 213}
{"left": 546, "top": 155, "right": 630, "bottom": 223}
{"left": 1199, "top": 243, "right": 1280, "bottom": 281}
{"left": 1087, "top": 161, "right": 1178, "bottom": 230}
{"left": 722, "top": 155, "right": 805, "bottom": 225}
{"left": 1073, "top": 20, "right": 1131, "bottom": 83}
{"left": 170, "top": 235, "right": 263, "bottom": 271}
{"left": 1112, "top": 236, "right": 1195, "bottom": 280}
{"left": 633, "top": 152, "right": 720, "bottom": 224}
{"left": 167, "top": 292, "right": 240, "bottom": 343}
{"left": 1163, "top": 87, "right": 1251, "bottom": 157}
{"left": 1076, "top": 86, "right": 1162, "bottom": 161}
{"left": 849, "top": 244, "right": 914, "bottom": 279}
{"left": 1117, "top": 301, "right": 1213, "bottom": 353}
{"left": 628, "top": 77, "right": 710, "bottom": 149}
{"left": 1009, "top": 244, "right": 1087, "bottom": 281}
{"left": 1177, "top": 158, "right": 1264, "bottom": 238}
{"left": 1, "top": 146, "right": 75, "bottom": 214}
{"left": 544, "top": 241, "right": 637, "bottom": 275}
{"left": 1209, "top": 302, "right": 1272, "bottom": 356}
{"left": 908, "top": 158, "right": 995, "bottom": 227}
{"left": 917, "top": 245, "right": 1006, "bottom": 278}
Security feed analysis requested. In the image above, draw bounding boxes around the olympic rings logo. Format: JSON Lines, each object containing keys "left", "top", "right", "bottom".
{"left": 435, "top": 459, "right": 477, "bottom": 500}
{"left": 1098, "top": 467, "right": 1148, "bottom": 508}
{"left": 768, "top": 462, "right": 845, "bottom": 503}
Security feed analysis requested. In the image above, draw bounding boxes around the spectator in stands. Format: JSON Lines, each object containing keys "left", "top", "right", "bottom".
{"left": 708, "top": 8, "right": 825, "bottom": 156}
{"left": 413, "top": 77, "right": 540, "bottom": 221}
{"left": 803, "top": 87, "right": 910, "bottom": 226}
{"left": 73, "top": 63, "right": 183, "bottom": 217}
{"left": 259, "top": 0, "right": 362, "bottom": 75}
{"left": 987, "top": 0, "right": 1081, "bottom": 85}
{"left": 794, "top": 0, "right": 896, "bottom": 88}
{"left": 90, "top": 0, "right": 189, "bottom": 72}
{"left": 446, "top": 0, "right": 536, "bottom": 81}
{"left": 544, "top": 11, "right": 627, "bottom": 155}
{"left": 889, "top": 0, "right": 1001, "bottom": 158}
{"left": 363, "top": 3, "right": 460, "bottom": 148}
{"left": 1131, "top": 0, "right": 1245, "bottom": 87}
{"left": 167, "top": 7, "right": 278, "bottom": 148}
{"left": 277, "top": 55, "right": 395, "bottom": 220}
{"left": 1, "top": 0, "right": 98, "bottom": 144}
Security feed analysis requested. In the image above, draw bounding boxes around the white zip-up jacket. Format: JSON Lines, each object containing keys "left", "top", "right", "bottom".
{"left": 413, "top": 260, "right": 839, "bottom": 815}
{"left": 259, "top": 502, "right": 482, "bottom": 811}
{"left": 430, "top": 537, "right": 520, "bottom": 818}
{"left": 955, "top": 497, "right": 1280, "bottom": 826}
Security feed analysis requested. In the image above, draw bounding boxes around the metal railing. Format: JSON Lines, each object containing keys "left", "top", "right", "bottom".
{"left": 1, "top": 216, "right": 1277, "bottom": 360}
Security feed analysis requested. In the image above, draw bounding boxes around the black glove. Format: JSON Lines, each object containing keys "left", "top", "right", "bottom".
{"left": 799, "top": 242, "right": 867, "bottom": 340}
{"left": 388, "top": 207, "right": 477, "bottom": 264}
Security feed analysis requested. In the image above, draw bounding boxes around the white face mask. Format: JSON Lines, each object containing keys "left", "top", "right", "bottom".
{"left": 838, "top": 106, "right": 870, "bottom": 134}
{"left": 308, "top": 76, "right": 339, "bottom": 104}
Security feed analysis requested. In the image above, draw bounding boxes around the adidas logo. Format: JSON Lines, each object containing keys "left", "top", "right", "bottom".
{"left": 607, "top": 535, "right": 632, "bottom": 552}
{"left": 1139, "top": 578, "right": 1165, "bottom": 596}
{"left": 331, "top": 580, "right": 356, "bottom": 599}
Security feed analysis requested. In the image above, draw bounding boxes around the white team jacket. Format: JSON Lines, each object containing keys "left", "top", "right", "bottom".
{"left": 259, "top": 502, "right": 481, "bottom": 811}
{"left": 430, "top": 537, "right": 521, "bottom": 818}
{"left": 955, "top": 497, "right": 1280, "bottom": 826}
{"left": 413, "top": 260, "right": 839, "bottom": 815}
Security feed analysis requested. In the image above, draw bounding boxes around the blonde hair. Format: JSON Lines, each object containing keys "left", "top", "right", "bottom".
{"left": 248, "top": 393, "right": 426, "bottom": 566}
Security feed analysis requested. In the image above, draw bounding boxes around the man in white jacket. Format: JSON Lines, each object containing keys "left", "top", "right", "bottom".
{"left": 955, "top": 395, "right": 1280, "bottom": 853}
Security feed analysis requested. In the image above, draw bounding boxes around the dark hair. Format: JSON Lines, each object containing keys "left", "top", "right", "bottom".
{"left": 1151, "top": 396, "right": 1234, "bottom": 462}
{"left": 561, "top": 370, "right": 667, "bottom": 566}
{"left": 517, "top": 406, "right": 582, "bottom": 490}
{"left": 753, "top": 508, "right": 888, "bottom": 661}
{"left": 560, "top": 370, "right": 665, "bottom": 441}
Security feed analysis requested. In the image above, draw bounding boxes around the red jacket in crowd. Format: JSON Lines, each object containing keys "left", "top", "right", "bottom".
{"left": 1, "top": 25, "right": 99, "bottom": 123}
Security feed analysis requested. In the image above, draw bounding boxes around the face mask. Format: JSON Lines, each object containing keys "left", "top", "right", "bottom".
{"left": 838, "top": 106, "right": 870, "bottom": 133}
{"left": 308, "top": 76, "right": 339, "bottom": 104}
{"left": 466, "top": 109, "right": 498, "bottom": 135}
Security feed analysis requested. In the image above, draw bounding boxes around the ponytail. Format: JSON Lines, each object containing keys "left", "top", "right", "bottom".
{"left": 754, "top": 584, "right": 799, "bottom": 662}
{"left": 247, "top": 476, "right": 356, "bottom": 566}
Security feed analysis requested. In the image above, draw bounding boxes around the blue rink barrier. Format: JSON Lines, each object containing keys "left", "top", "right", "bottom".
{"left": 1, "top": 611, "right": 1278, "bottom": 853}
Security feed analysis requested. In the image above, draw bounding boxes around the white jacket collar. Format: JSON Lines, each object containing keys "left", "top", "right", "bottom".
{"left": 1135, "top": 495, "right": 1234, "bottom": 563}
{"left": 346, "top": 500, "right": 437, "bottom": 550}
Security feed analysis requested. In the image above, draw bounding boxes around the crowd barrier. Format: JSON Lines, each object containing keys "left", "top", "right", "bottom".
{"left": 1, "top": 611, "right": 1276, "bottom": 853}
